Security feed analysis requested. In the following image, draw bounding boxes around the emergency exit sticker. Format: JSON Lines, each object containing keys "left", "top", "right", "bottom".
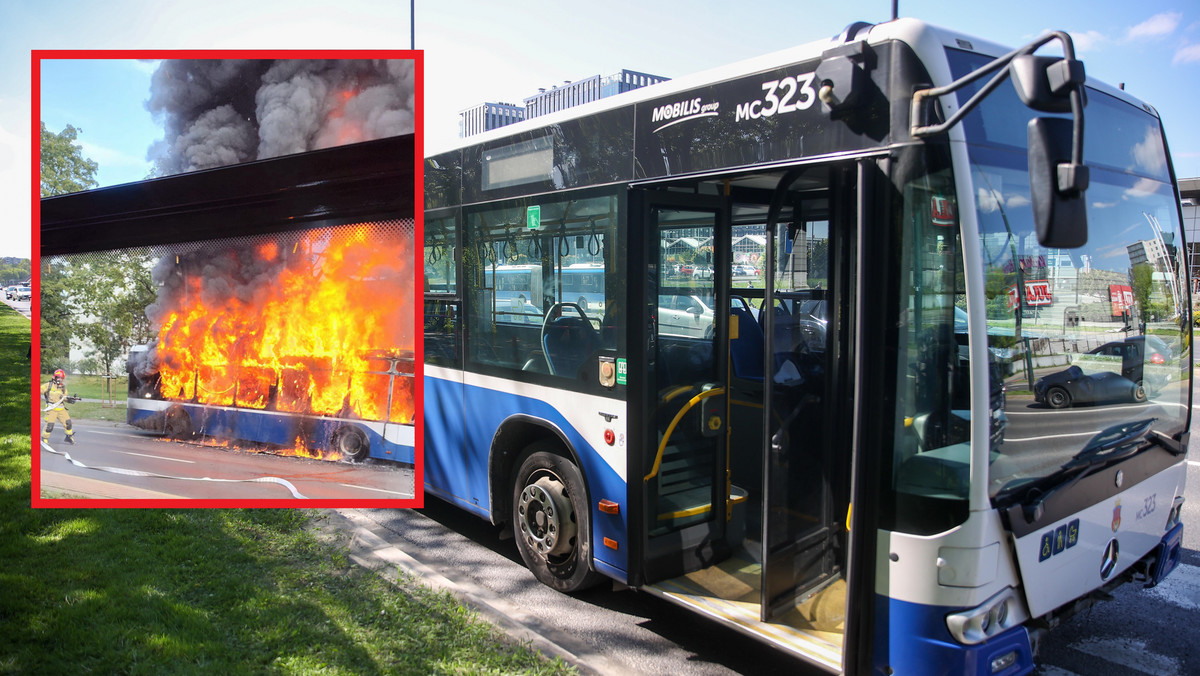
{"left": 527, "top": 205, "right": 541, "bottom": 229}
{"left": 616, "top": 358, "right": 628, "bottom": 385}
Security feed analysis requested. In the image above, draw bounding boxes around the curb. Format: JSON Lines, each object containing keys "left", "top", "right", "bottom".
{"left": 321, "top": 508, "right": 628, "bottom": 676}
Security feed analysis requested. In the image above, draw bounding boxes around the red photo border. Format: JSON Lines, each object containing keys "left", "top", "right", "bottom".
{"left": 31, "top": 49, "right": 425, "bottom": 509}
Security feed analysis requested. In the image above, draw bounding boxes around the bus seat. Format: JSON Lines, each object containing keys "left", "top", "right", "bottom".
{"left": 730, "top": 306, "right": 765, "bottom": 381}
{"left": 543, "top": 317, "right": 598, "bottom": 376}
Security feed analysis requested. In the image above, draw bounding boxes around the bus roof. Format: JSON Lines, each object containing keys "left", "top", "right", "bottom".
{"left": 428, "top": 17, "right": 1153, "bottom": 158}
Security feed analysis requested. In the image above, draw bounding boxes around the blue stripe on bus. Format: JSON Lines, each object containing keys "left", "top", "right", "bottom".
{"left": 130, "top": 403, "right": 415, "bottom": 464}
{"left": 873, "top": 595, "right": 1034, "bottom": 676}
{"left": 424, "top": 374, "right": 629, "bottom": 577}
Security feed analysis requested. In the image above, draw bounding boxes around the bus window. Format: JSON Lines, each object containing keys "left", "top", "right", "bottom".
{"left": 424, "top": 299, "right": 460, "bottom": 368}
{"left": 886, "top": 151, "right": 972, "bottom": 534}
{"left": 465, "top": 192, "right": 622, "bottom": 386}
{"left": 425, "top": 213, "right": 457, "bottom": 294}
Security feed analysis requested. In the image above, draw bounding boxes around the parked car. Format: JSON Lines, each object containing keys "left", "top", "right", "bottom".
{"left": 658, "top": 294, "right": 715, "bottom": 338}
{"left": 692, "top": 266, "right": 714, "bottom": 280}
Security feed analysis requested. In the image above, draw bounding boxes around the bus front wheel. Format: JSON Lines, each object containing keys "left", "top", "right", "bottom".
{"left": 163, "top": 405, "right": 193, "bottom": 439}
{"left": 333, "top": 426, "right": 370, "bottom": 462}
{"left": 511, "top": 445, "right": 604, "bottom": 593}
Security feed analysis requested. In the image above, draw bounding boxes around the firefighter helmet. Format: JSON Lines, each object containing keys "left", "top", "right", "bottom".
{"left": 53, "top": 369, "right": 66, "bottom": 380}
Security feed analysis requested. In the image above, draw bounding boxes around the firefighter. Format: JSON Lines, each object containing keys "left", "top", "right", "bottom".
{"left": 42, "top": 368, "right": 78, "bottom": 445}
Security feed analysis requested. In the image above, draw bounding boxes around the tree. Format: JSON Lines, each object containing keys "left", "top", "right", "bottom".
{"left": 40, "top": 122, "right": 98, "bottom": 197}
{"left": 63, "top": 252, "right": 156, "bottom": 377}
{"left": 1130, "top": 263, "right": 1155, "bottom": 326}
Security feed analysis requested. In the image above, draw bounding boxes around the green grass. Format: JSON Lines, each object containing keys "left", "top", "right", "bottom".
{"left": 61, "top": 400, "right": 127, "bottom": 422}
{"left": 3, "top": 307, "right": 573, "bottom": 675}
{"left": 37, "top": 373, "right": 123, "bottom": 401}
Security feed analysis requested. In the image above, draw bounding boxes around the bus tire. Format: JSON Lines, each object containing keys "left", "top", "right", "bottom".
{"left": 1132, "top": 381, "right": 1147, "bottom": 403}
{"left": 333, "top": 426, "right": 370, "bottom": 462}
{"left": 578, "top": 296, "right": 589, "bottom": 312}
{"left": 163, "top": 405, "right": 193, "bottom": 439}
{"left": 511, "top": 444, "right": 604, "bottom": 593}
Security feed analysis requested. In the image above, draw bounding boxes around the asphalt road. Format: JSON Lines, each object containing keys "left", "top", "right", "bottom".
{"left": 2, "top": 295, "right": 32, "bottom": 319}
{"left": 39, "top": 419, "right": 415, "bottom": 500}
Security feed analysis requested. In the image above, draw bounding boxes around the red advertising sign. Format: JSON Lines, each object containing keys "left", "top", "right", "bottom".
{"left": 1110, "top": 284, "right": 1134, "bottom": 317}
{"left": 930, "top": 195, "right": 956, "bottom": 226}
{"left": 1008, "top": 280, "right": 1053, "bottom": 309}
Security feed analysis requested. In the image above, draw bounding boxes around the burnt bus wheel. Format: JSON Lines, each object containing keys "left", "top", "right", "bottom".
{"left": 163, "top": 405, "right": 194, "bottom": 439}
{"left": 332, "top": 426, "right": 370, "bottom": 462}
{"left": 511, "top": 443, "right": 604, "bottom": 593}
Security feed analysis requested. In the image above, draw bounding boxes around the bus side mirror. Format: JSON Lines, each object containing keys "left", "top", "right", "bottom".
{"left": 1028, "top": 117, "right": 1088, "bottom": 248}
{"left": 1010, "top": 55, "right": 1084, "bottom": 113}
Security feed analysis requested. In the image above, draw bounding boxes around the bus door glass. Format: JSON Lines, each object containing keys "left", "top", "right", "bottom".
{"left": 642, "top": 193, "right": 731, "bottom": 580}
{"left": 759, "top": 168, "right": 848, "bottom": 620}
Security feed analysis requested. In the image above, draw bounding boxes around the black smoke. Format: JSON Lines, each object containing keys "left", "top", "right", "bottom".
{"left": 146, "top": 59, "right": 415, "bottom": 175}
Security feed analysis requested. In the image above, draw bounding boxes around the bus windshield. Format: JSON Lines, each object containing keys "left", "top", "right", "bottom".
{"left": 948, "top": 49, "right": 1190, "bottom": 499}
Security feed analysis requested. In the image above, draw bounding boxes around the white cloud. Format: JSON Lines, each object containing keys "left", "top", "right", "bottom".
{"left": 1173, "top": 43, "right": 1200, "bottom": 65}
{"left": 1126, "top": 12, "right": 1182, "bottom": 41}
{"left": 1070, "top": 30, "right": 1107, "bottom": 53}
{"left": 1131, "top": 126, "right": 1167, "bottom": 175}
{"left": 977, "top": 187, "right": 1001, "bottom": 213}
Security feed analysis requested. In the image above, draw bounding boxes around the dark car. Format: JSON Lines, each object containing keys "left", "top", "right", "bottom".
{"left": 1034, "top": 365, "right": 1148, "bottom": 409}
{"left": 1086, "top": 335, "right": 1173, "bottom": 384}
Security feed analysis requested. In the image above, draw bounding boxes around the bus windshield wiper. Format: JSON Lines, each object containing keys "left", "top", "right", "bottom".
{"left": 1020, "top": 418, "right": 1156, "bottom": 524}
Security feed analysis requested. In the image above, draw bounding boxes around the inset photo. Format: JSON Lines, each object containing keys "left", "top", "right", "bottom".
{"left": 35, "top": 54, "right": 423, "bottom": 506}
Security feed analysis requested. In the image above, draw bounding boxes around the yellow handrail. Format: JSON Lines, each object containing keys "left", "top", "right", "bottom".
{"left": 644, "top": 387, "right": 725, "bottom": 482}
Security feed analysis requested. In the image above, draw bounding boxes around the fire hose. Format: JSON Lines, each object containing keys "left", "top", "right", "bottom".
{"left": 41, "top": 441, "right": 309, "bottom": 499}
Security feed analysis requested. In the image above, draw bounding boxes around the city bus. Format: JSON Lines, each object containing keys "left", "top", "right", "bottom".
{"left": 127, "top": 345, "right": 417, "bottom": 464}
{"left": 422, "top": 18, "right": 1190, "bottom": 674}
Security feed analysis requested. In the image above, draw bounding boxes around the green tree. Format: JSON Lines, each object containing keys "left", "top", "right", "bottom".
{"left": 40, "top": 122, "right": 98, "bottom": 197}
{"left": 64, "top": 252, "right": 156, "bottom": 377}
{"left": 39, "top": 260, "right": 71, "bottom": 369}
{"left": 1130, "top": 263, "right": 1155, "bottom": 325}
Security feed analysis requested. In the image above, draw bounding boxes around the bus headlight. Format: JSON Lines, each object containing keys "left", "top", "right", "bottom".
{"left": 946, "top": 587, "right": 1023, "bottom": 645}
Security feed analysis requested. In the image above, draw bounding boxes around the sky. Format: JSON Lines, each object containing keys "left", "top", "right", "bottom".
{"left": 3, "top": 0, "right": 1199, "bottom": 260}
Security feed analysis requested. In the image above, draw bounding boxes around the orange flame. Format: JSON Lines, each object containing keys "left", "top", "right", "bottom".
{"left": 153, "top": 224, "right": 413, "bottom": 458}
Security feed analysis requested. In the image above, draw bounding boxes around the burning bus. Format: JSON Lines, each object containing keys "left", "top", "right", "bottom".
{"left": 41, "top": 134, "right": 418, "bottom": 465}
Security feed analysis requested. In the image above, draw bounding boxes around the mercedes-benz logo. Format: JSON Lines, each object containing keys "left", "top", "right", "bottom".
{"left": 1100, "top": 538, "right": 1120, "bottom": 580}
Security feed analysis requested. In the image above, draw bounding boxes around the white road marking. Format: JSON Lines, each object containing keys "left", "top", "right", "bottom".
{"left": 116, "top": 451, "right": 195, "bottom": 464}
{"left": 1147, "top": 563, "right": 1200, "bottom": 611}
{"left": 1189, "top": 461, "right": 1200, "bottom": 467}
{"left": 1069, "top": 638, "right": 1181, "bottom": 675}
{"left": 338, "top": 483, "right": 414, "bottom": 498}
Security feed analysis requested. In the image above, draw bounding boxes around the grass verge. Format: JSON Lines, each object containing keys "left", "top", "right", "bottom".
{"left": 5, "top": 308, "right": 572, "bottom": 675}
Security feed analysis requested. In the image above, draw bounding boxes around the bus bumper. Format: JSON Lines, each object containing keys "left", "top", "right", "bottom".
{"left": 875, "top": 595, "right": 1035, "bottom": 675}
{"left": 1146, "top": 522, "right": 1183, "bottom": 588}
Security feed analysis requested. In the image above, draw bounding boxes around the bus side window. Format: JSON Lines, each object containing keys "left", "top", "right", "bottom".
{"left": 425, "top": 299, "right": 460, "bottom": 368}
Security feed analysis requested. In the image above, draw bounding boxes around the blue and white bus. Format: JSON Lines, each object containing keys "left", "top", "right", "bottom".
{"left": 423, "top": 19, "right": 1189, "bottom": 674}
{"left": 127, "top": 346, "right": 417, "bottom": 464}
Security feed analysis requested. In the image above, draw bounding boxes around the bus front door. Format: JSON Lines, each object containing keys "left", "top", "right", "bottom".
{"left": 758, "top": 166, "right": 852, "bottom": 623}
{"left": 641, "top": 192, "right": 733, "bottom": 581}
